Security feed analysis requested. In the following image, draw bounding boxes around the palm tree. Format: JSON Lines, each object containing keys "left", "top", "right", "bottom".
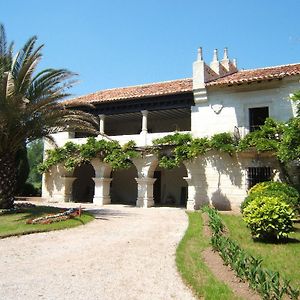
{"left": 0, "top": 25, "right": 98, "bottom": 208}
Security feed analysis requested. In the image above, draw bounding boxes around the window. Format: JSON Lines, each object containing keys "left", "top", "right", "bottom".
{"left": 247, "top": 167, "right": 271, "bottom": 189}
{"left": 249, "top": 107, "right": 269, "bottom": 132}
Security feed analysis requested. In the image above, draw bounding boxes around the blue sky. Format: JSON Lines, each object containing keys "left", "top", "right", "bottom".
{"left": 2, "top": 0, "right": 300, "bottom": 96}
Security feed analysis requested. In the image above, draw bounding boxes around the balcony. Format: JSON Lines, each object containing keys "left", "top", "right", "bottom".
{"left": 70, "top": 108, "right": 191, "bottom": 147}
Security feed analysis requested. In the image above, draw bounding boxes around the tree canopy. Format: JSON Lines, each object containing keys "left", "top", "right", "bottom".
{"left": 0, "top": 24, "right": 98, "bottom": 208}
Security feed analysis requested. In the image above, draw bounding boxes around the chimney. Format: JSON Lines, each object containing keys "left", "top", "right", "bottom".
{"left": 193, "top": 47, "right": 206, "bottom": 89}
{"left": 210, "top": 49, "right": 221, "bottom": 74}
{"left": 220, "top": 47, "right": 238, "bottom": 73}
{"left": 193, "top": 46, "right": 238, "bottom": 92}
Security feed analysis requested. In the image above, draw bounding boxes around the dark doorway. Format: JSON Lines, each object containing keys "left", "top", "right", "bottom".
{"left": 72, "top": 163, "right": 95, "bottom": 202}
{"left": 110, "top": 165, "right": 137, "bottom": 205}
{"left": 249, "top": 107, "right": 269, "bottom": 132}
{"left": 153, "top": 171, "right": 161, "bottom": 204}
{"left": 180, "top": 186, "right": 188, "bottom": 206}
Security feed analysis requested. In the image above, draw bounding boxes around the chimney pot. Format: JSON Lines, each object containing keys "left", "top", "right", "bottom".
{"left": 213, "top": 49, "right": 218, "bottom": 62}
{"left": 197, "top": 47, "right": 203, "bottom": 61}
{"left": 233, "top": 58, "right": 237, "bottom": 68}
{"left": 223, "top": 47, "right": 229, "bottom": 60}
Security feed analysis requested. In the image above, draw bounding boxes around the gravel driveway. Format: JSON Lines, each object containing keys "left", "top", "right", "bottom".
{"left": 0, "top": 204, "right": 195, "bottom": 300}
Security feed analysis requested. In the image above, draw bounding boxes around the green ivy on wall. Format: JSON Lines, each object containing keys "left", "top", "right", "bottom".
{"left": 39, "top": 118, "right": 284, "bottom": 173}
{"left": 38, "top": 138, "right": 139, "bottom": 173}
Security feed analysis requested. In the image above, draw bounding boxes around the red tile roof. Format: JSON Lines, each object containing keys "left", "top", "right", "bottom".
{"left": 66, "top": 63, "right": 300, "bottom": 107}
{"left": 66, "top": 78, "right": 193, "bottom": 107}
{"left": 206, "top": 63, "right": 300, "bottom": 86}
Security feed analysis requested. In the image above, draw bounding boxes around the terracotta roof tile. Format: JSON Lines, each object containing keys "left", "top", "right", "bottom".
{"left": 206, "top": 63, "right": 300, "bottom": 86}
{"left": 66, "top": 78, "right": 193, "bottom": 107}
{"left": 66, "top": 63, "right": 300, "bottom": 107}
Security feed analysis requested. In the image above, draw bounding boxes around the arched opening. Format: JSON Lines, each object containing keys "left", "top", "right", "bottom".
{"left": 153, "top": 163, "right": 188, "bottom": 207}
{"left": 72, "top": 162, "right": 95, "bottom": 202}
{"left": 110, "top": 164, "right": 138, "bottom": 205}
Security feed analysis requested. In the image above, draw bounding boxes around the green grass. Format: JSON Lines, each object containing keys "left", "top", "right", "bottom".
{"left": 221, "top": 213, "right": 300, "bottom": 287}
{"left": 176, "top": 212, "right": 241, "bottom": 300}
{"left": 0, "top": 205, "right": 94, "bottom": 238}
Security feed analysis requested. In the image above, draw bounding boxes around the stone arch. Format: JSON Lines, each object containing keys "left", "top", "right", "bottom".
{"left": 132, "top": 154, "right": 159, "bottom": 178}
{"left": 72, "top": 162, "right": 95, "bottom": 202}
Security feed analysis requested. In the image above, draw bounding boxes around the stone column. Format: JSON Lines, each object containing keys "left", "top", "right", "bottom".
{"left": 184, "top": 176, "right": 209, "bottom": 211}
{"left": 141, "top": 110, "right": 148, "bottom": 133}
{"left": 184, "top": 177, "right": 197, "bottom": 210}
{"left": 135, "top": 177, "right": 156, "bottom": 208}
{"left": 60, "top": 176, "right": 76, "bottom": 202}
{"left": 99, "top": 114, "right": 105, "bottom": 135}
{"left": 92, "top": 177, "right": 112, "bottom": 205}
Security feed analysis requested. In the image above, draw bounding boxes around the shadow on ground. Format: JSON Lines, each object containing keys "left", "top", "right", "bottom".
{"left": 85, "top": 208, "right": 135, "bottom": 220}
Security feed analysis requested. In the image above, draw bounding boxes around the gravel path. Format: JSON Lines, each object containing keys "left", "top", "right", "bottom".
{"left": 0, "top": 204, "right": 195, "bottom": 300}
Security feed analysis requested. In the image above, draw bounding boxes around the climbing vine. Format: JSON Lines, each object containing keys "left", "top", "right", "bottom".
{"left": 237, "top": 118, "right": 284, "bottom": 153}
{"left": 39, "top": 118, "right": 285, "bottom": 173}
{"left": 152, "top": 118, "right": 284, "bottom": 169}
{"left": 38, "top": 138, "right": 139, "bottom": 173}
{"left": 152, "top": 132, "right": 237, "bottom": 169}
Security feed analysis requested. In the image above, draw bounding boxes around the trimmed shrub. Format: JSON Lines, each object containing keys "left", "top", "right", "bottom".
{"left": 241, "top": 181, "right": 300, "bottom": 214}
{"left": 243, "top": 196, "right": 294, "bottom": 240}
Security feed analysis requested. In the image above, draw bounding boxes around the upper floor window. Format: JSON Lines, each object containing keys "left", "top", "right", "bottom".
{"left": 249, "top": 106, "right": 269, "bottom": 132}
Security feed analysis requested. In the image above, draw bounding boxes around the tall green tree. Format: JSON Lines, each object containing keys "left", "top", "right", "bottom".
{"left": 27, "top": 139, "right": 43, "bottom": 191}
{"left": 0, "top": 25, "right": 98, "bottom": 208}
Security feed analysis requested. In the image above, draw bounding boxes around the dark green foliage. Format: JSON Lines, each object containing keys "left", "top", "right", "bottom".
{"left": 16, "top": 182, "right": 40, "bottom": 197}
{"left": 152, "top": 132, "right": 193, "bottom": 146}
{"left": 204, "top": 206, "right": 299, "bottom": 299}
{"left": 152, "top": 120, "right": 283, "bottom": 169}
{"left": 39, "top": 137, "right": 139, "bottom": 173}
{"left": 153, "top": 132, "right": 235, "bottom": 169}
{"left": 277, "top": 117, "right": 300, "bottom": 163}
{"left": 27, "top": 139, "right": 43, "bottom": 193}
{"left": 209, "top": 132, "right": 236, "bottom": 154}
{"left": 238, "top": 118, "right": 283, "bottom": 152}
{"left": 243, "top": 196, "right": 294, "bottom": 240}
{"left": 15, "top": 145, "right": 30, "bottom": 194}
{"left": 241, "top": 181, "right": 300, "bottom": 214}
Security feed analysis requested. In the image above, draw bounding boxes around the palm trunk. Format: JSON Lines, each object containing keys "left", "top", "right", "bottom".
{"left": 0, "top": 153, "right": 16, "bottom": 209}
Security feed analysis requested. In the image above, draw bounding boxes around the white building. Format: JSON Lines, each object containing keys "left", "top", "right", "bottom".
{"left": 42, "top": 48, "right": 300, "bottom": 210}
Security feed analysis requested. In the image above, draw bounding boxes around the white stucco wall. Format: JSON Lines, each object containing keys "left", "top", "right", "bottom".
{"left": 184, "top": 151, "right": 281, "bottom": 210}
{"left": 191, "top": 78, "right": 299, "bottom": 138}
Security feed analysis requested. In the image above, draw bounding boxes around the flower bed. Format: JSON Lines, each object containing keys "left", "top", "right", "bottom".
{"left": 27, "top": 207, "right": 82, "bottom": 225}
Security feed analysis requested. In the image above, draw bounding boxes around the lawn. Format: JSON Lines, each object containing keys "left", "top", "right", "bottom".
{"left": 0, "top": 205, "right": 94, "bottom": 238}
{"left": 176, "top": 212, "right": 241, "bottom": 300}
{"left": 221, "top": 213, "right": 300, "bottom": 287}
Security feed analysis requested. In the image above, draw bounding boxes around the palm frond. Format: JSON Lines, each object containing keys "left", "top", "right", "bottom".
{"left": 0, "top": 25, "right": 97, "bottom": 156}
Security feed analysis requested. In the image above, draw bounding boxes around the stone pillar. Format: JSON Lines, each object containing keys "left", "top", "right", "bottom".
{"left": 184, "top": 177, "right": 197, "bottom": 210}
{"left": 60, "top": 176, "right": 76, "bottom": 202}
{"left": 135, "top": 177, "right": 156, "bottom": 208}
{"left": 141, "top": 110, "right": 148, "bottom": 133}
{"left": 99, "top": 114, "right": 105, "bottom": 135}
{"left": 92, "top": 177, "right": 112, "bottom": 205}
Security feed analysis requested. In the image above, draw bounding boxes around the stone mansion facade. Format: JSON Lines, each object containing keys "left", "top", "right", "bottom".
{"left": 42, "top": 48, "right": 300, "bottom": 210}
